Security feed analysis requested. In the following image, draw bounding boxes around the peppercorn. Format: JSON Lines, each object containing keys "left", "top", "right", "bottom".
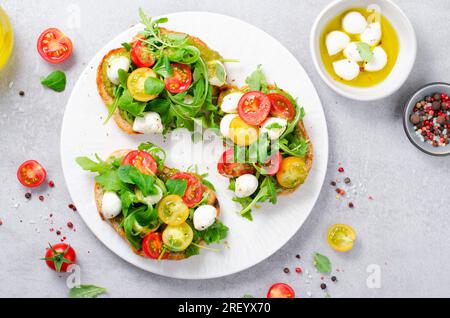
{"left": 19, "top": 91, "right": 25, "bottom": 97}
{"left": 38, "top": 195, "right": 44, "bottom": 202}
{"left": 295, "top": 267, "right": 302, "bottom": 273}
{"left": 410, "top": 114, "right": 421, "bottom": 125}
{"left": 331, "top": 276, "right": 337, "bottom": 282}
{"left": 432, "top": 101, "right": 441, "bottom": 111}
{"left": 348, "top": 202, "right": 354, "bottom": 208}
{"left": 437, "top": 116, "right": 446, "bottom": 125}
{"left": 338, "top": 167, "right": 344, "bottom": 173}
{"left": 330, "top": 181, "right": 336, "bottom": 187}
{"left": 48, "top": 180, "right": 55, "bottom": 188}
{"left": 433, "top": 93, "right": 442, "bottom": 101}
{"left": 344, "top": 177, "right": 351, "bottom": 184}
{"left": 296, "top": 254, "right": 301, "bottom": 259}
{"left": 283, "top": 268, "right": 290, "bottom": 274}
{"left": 25, "top": 193, "right": 32, "bottom": 199}
{"left": 320, "top": 283, "right": 327, "bottom": 290}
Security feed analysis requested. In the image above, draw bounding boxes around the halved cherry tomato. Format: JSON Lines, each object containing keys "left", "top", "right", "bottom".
{"left": 162, "top": 223, "right": 194, "bottom": 252}
{"left": 44, "top": 243, "right": 76, "bottom": 272}
{"left": 164, "top": 63, "right": 193, "bottom": 94}
{"left": 217, "top": 148, "right": 256, "bottom": 178}
{"left": 170, "top": 172, "right": 204, "bottom": 208}
{"left": 238, "top": 91, "right": 271, "bottom": 126}
{"left": 276, "top": 156, "right": 308, "bottom": 189}
{"left": 157, "top": 195, "right": 189, "bottom": 225}
{"left": 127, "top": 67, "right": 159, "bottom": 102}
{"left": 327, "top": 224, "right": 356, "bottom": 252}
{"left": 267, "top": 93, "right": 296, "bottom": 121}
{"left": 229, "top": 116, "right": 259, "bottom": 146}
{"left": 267, "top": 283, "right": 295, "bottom": 298}
{"left": 37, "top": 28, "right": 73, "bottom": 64}
{"left": 122, "top": 150, "right": 157, "bottom": 175}
{"left": 142, "top": 232, "right": 169, "bottom": 259}
{"left": 260, "top": 152, "right": 283, "bottom": 176}
{"left": 17, "top": 160, "right": 47, "bottom": 188}
{"left": 131, "top": 37, "right": 155, "bottom": 68}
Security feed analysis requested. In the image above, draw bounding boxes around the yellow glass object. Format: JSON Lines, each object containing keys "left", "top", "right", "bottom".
{"left": 0, "top": 6, "right": 14, "bottom": 70}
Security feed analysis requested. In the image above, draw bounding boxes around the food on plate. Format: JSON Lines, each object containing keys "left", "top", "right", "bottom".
{"left": 327, "top": 224, "right": 356, "bottom": 252}
{"left": 43, "top": 243, "right": 76, "bottom": 272}
{"left": 97, "top": 10, "right": 228, "bottom": 134}
{"left": 76, "top": 142, "right": 228, "bottom": 260}
{"left": 320, "top": 8, "right": 399, "bottom": 87}
{"left": 17, "top": 160, "right": 47, "bottom": 188}
{"left": 217, "top": 66, "right": 313, "bottom": 220}
{"left": 267, "top": 283, "right": 295, "bottom": 298}
{"left": 37, "top": 28, "right": 73, "bottom": 64}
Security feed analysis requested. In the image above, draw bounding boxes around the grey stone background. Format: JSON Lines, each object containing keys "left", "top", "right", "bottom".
{"left": 1, "top": 0, "right": 449, "bottom": 298}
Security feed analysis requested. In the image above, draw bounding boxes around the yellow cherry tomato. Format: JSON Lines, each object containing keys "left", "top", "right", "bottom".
{"left": 276, "top": 156, "right": 308, "bottom": 189}
{"left": 162, "top": 222, "right": 194, "bottom": 252}
{"left": 157, "top": 195, "right": 189, "bottom": 226}
{"left": 327, "top": 224, "right": 356, "bottom": 252}
{"left": 127, "top": 67, "right": 159, "bottom": 102}
{"left": 229, "top": 116, "right": 259, "bottom": 146}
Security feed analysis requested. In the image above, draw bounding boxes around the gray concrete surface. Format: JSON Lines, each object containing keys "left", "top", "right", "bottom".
{"left": 1, "top": 0, "right": 450, "bottom": 298}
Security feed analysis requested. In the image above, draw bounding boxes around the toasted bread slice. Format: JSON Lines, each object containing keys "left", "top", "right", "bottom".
{"left": 93, "top": 149, "right": 220, "bottom": 260}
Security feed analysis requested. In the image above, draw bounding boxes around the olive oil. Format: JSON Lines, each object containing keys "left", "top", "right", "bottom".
{"left": 0, "top": 6, "right": 13, "bottom": 70}
{"left": 320, "top": 8, "right": 399, "bottom": 88}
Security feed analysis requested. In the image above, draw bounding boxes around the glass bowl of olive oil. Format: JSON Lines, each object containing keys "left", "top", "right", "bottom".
{"left": 0, "top": 6, "right": 14, "bottom": 70}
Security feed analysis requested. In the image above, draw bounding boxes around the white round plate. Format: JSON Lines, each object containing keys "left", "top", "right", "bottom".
{"left": 61, "top": 12, "right": 328, "bottom": 279}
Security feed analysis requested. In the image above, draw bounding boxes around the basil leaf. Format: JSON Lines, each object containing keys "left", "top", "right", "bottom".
{"left": 76, "top": 155, "right": 112, "bottom": 174}
{"left": 95, "top": 171, "right": 129, "bottom": 192}
{"left": 69, "top": 285, "right": 106, "bottom": 298}
{"left": 153, "top": 54, "right": 173, "bottom": 78}
{"left": 245, "top": 65, "right": 267, "bottom": 92}
{"left": 144, "top": 77, "right": 165, "bottom": 95}
{"left": 41, "top": 70, "right": 66, "bottom": 92}
{"left": 313, "top": 252, "right": 332, "bottom": 274}
{"left": 118, "top": 69, "right": 129, "bottom": 87}
{"left": 356, "top": 42, "right": 373, "bottom": 63}
{"left": 121, "top": 42, "right": 132, "bottom": 51}
{"left": 166, "top": 179, "right": 187, "bottom": 196}
{"left": 118, "top": 165, "right": 156, "bottom": 196}
{"left": 199, "top": 220, "right": 228, "bottom": 244}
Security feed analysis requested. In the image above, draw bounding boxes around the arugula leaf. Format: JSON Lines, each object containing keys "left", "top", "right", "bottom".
{"left": 76, "top": 155, "right": 112, "bottom": 174}
{"left": 201, "top": 178, "right": 216, "bottom": 191}
{"left": 138, "top": 142, "right": 166, "bottom": 169}
{"left": 120, "top": 190, "right": 138, "bottom": 218}
{"left": 153, "top": 54, "right": 173, "bottom": 78}
{"left": 199, "top": 220, "right": 229, "bottom": 245}
{"left": 95, "top": 170, "right": 129, "bottom": 192}
{"left": 69, "top": 285, "right": 107, "bottom": 298}
{"left": 121, "top": 42, "right": 132, "bottom": 51}
{"left": 144, "top": 77, "right": 165, "bottom": 95}
{"left": 41, "top": 70, "right": 66, "bottom": 92}
{"left": 279, "top": 135, "right": 308, "bottom": 157}
{"left": 118, "top": 69, "right": 129, "bottom": 87}
{"left": 117, "top": 90, "right": 146, "bottom": 117}
{"left": 356, "top": 42, "right": 373, "bottom": 63}
{"left": 313, "top": 252, "right": 332, "bottom": 274}
{"left": 245, "top": 65, "right": 267, "bottom": 92}
{"left": 280, "top": 105, "right": 305, "bottom": 140}
{"left": 185, "top": 243, "right": 200, "bottom": 257}
{"left": 166, "top": 179, "right": 187, "bottom": 196}
{"left": 118, "top": 165, "right": 156, "bottom": 196}
{"left": 238, "top": 177, "right": 277, "bottom": 219}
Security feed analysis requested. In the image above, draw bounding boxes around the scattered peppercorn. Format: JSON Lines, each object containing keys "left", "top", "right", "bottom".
{"left": 344, "top": 177, "right": 351, "bottom": 184}
{"left": 336, "top": 188, "right": 346, "bottom": 196}
{"left": 19, "top": 91, "right": 25, "bottom": 97}
{"left": 338, "top": 167, "right": 344, "bottom": 173}
{"left": 38, "top": 195, "right": 44, "bottom": 202}
{"left": 25, "top": 193, "right": 32, "bottom": 199}
{"left": 348, "top": 202, "right": 354, "bottom": 208}
{"left": 320, "top": 283, "right": 327, "bottom": 290}
{"left": 295, "top": 254, "right": 301, "bottom": 259}
{"left": 67, "top": 222, "right": 73, "bottom": 229}
{"left": 0, "top": 219, "right": 3, "bottom": 226}
{"left": 68, "top": 203, "right": 77, "bottom": 211}
{"left": 331, "top": 276, "right": 337, "bottom": 282}
{"left": 283, "top": 268, "right": 290, "bottom": 274}
{"left": 295, "top": 267, "right": 302, "bottom": 273}
{"left": 48, "top": 180, "right": 55, "bottom": 188}
{"left": 330, "top": 181, "right": 336, "bottom": 187}
{"left": 56, "top": 230, "right": 61, "bottom": 236}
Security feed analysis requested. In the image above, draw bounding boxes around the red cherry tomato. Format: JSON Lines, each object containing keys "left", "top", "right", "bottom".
{"left": 170, "top": 172, "right": 204, "bottom": 208}
{"left": 37, "top": 28, "right": 73, "bottom": 64}
{"left": 142, "top": 232, "right": 168, "bottom": 259}
{"left": 217, "top": 148, "right": 256, "bottom": 178}
{"left": 122, "top": 150, "right": 157, "bottom": 175}
{"left": 268, "top": 93, "right": 296, "bottom": 121}
{"left": 17, "top": 160, "right": 47, "bottom": 188}
{"left": 260, "top": 152, "right": 283, "bottom": 176}
{"left": 44, "top": 243, "right": 76, "bottom": 272}
{"left": 238, "top": 91, "right": 271, "bottom": 126}
{"left": 267, "top": 283, "right": 295, "bottom": 298}
{"left": 131, "top": 37, "right": 155, "bottom": 68}
{"left": 164, "top": 63, "right": 193, "bottom": 94}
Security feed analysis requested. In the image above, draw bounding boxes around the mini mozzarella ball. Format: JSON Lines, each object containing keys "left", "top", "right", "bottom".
{"left": 193, "top": 205, "right": 217, "bottom": 231}
{"left": 209, "top": 61, "right": 227, "bottom": 87}
{"left": 360, "top": 22, "right": 382, "bottom": 47}
{"left": 142, "top": 186, "right": 164, "bottom": 206}
{"left": 333, "top": 59, "right": 360, "bottom": 81}
{"left": 364, "top": 46, "right": 387, "bottom": 72}
{"left": 235, "top": 174, "right": 259, "bottom": 198}
{"left": 183, "top": 94, "right": 194, "bottom": 105}
{"left": 343, "top": 42, "right": 363, "bottom": 62}
{"left": 102, "top": 191, "right": 122, "bottom": 219}
{"left": 326, "top": 31, "right": 350, "bottom": 56}
{"left": 133, "top": 112, "right": 164, "bottom": 134}
{"left": 221, "top": 92, "right": 244, "bottom": 114}
{"left": 260, "top": 117, "right": 287, "bottom": 140}
{"left": 342, "top": 11, "right": 368, "bottom": 34}
{"left": 220, "top": 114, "right": 238, "bottom": 138}
{"left": 106, "top": 56, "right": 130, "bottom": 85}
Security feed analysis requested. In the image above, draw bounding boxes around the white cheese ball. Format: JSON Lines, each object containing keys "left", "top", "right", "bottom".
{"left": 343, "top": 42, "right": 364, "bottom": 62}
{"left": 220, "top": 114, "right": 238, "bottom": 138}
{"left": 234, "top": 174, "right": 259, "bottom": 198}
{"left": 193, "top": 205, "right": 217, "bottom": 231}
{"left": 360, "top": 22, "right": 382, "bottom": 47}
{"left": 209, "top": 61, "right": 227, "bottom": 87}
{"left": 133, "top": 112, "right": 164, "bottom": 134}
{"left": 220, "top": 92, "right": 244, "bottom": 114}
{"left": 333, "top": 59, "right": 360, "bottom": 81}
{"left": 106, "top": 56, "right": 130, "bottom": 85}
{"left": 260, "top": 117, "right": 287, "bottom": 140}
{"left": 342, "top": 11, "right": 368, "bottom": 34}
{"left": 141, "top": 186, "right": 164, "bottom": 206}
{"left": 326, "top": 31, "right": 350, "bottom": 56}
{"left": 102, "top": 191, "right": 122, "bottom": 219}
{"left": 364, "top": 46, "right": 387, "bottom": 72}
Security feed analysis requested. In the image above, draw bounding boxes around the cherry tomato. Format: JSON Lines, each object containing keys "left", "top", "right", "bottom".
{"left": 131, "top": 37, "right": 155, "bottom": 68}
{"left": 267, "top": 283, "right": 295, "bottom": 298}
{"left": 260, "top": 152, "right": 283, "bottom": 176}
{"left": 170, "top": 172, "right": 204, "bottom": 208}
{"left": 217, "top": 148, "right": 256, "bottom": 178}
{"left": 17, "top": 160, "right": 47, "bottom": 188}
{"left": 162, "top": 223, "right": 194, "bottom": 252}
{"left": 229, "top": 116, "right": 259, "bottom": 146}
{"left": 238, "top": 91, "right": 271, "bottom": 126}
{"left": 142, "top": 232, "right": 169, "bottom": 259}
{"left": 267, "top": 93, "right": 296, "bottom": 121}
{"left": 37, "top": 28, "right": 73, "bottom": 64}
{"left": 127, "top": 67, "right": 159, "bottom": 102}
{"left": 327, "top": 224, "right": 356, "bottom": 252}
{"left": 43, "top": 243, "right": 76, "bottom": 272}
{"left": 276, "top": 157, "right": 308, "bottom": 189}
{"left": 122, "top": 150, "right": 157, "bottom": 175}
{"left": 164, "top": 63, "right": 193, "bottom": 94}
{"left": 157, "top": 195, "right": 190, "bottom": 225}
